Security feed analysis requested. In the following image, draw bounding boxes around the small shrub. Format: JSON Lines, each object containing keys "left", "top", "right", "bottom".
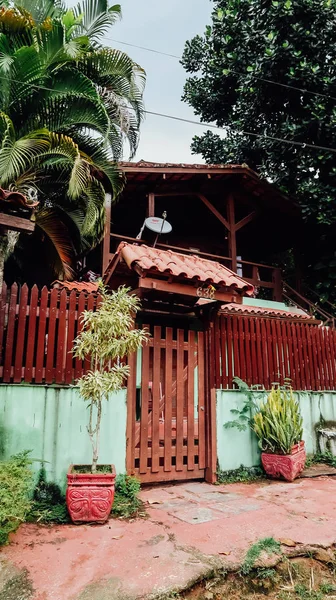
{"left": 0, "top": 451, "right": 34, "bottom": 545}
{"left": 112, "top": 474, "right": 141, "bottom": 518}
{"left": 253, "top": 388, "right": 303, "bottom": 454}
{"left": 240, "top": 537, "right": 282, "bottom": 575}
{"left": 217, "top": 465, "right": 265, "bottom": 484}
{"left": 28, "top": 467, "right": 69, "bottom": 524}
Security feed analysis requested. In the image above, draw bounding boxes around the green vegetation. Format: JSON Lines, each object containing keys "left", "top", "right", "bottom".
{"left": 28, "top": 467, "right": 69, "bottom": 524}
{"left": 112, "top": 474, "right": 142, "bottom": 519}
{"left": 0, "top": 0, "right": 145, "bottom": 285}
{"left": 182, "top": 0, "right": 336, "bottom": 302}
{"left": 306, "top": 452, "right": 336, "bottom": 469}
{"left": 217, "top": 465, "right": 264, "bottom": 484}
{"left": 0, "top": 451, "right": 34, "bottom": 545}
{"left": 240, "top": 537, "right": 282, "bottom": 575}
{"left": 253, "top": 388, "right": 303, "bottom": 454}
{"left": 73, "top": 284, "right": 149, "bottom": 473}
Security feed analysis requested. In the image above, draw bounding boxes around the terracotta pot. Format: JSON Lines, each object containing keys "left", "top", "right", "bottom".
{"left": 66, "top": 465, "right": 116, "bottom": 524}
{"left": 261, "top": 442, "right": 306, "bottom": 482}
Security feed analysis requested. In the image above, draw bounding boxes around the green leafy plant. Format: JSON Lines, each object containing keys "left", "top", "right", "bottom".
{"left": 28, "top": 467, "right": 69, "bottom": 524}
{"left": 0, "top": 451, "right": 34, "bottom": 545}
{"left": 223, "top": 377, "right": 264, "bottom": 432}
{"left": 240, "top": 537, "right": 281, "bottom": 575}
{"left": 112, "top": 474, "right": 142, "bottom": 518}
{"left": 73, "top": 283, "right": 149, "bottom": 473}
{"left": 253, "top": 388, "right": 303, "bottom": 454}
{"left": 216, "top": 465, "right": 265, "bottom": 484}
{"left": 306, "top": 451, "right": 336, "bottom": 469}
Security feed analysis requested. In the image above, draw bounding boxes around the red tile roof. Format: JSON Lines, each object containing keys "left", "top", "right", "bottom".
{"left": 52, "top": 280, "right": 100, "bottom": 293}
{"left": 119, "top": 160, "right": 255, "bottom": 173}
{"left": 0, "top": 188, "right": 38, "bottom": 211}
{"left": 118, "top": 242, "right": 254, "bottom": 295}
{"left": 220, "top": 303, "right": 313, "bottom": 321}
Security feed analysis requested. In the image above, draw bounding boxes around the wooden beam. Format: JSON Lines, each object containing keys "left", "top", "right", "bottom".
{"left": 234, "top": 210, "right": 257, "bottom": 232}
{"left": 102, "top": 193, "right": 112, "bottom": 274}
{"left": 0, "top": 213, "right": 34, "bottom": 233}
{"left": 138, "top": 277, "right": 242, "bottom": 303}
{"left": 227, "top": 194, "right": 237, "bottom": 272}
{"left": 121, "top": 165, "right": 254, "bottom": 176}
{"left": 147, "top": 192, "right": 155, "bottom": 217}
{"left": 197, "top": 193, "right": 230, "bottom": 230}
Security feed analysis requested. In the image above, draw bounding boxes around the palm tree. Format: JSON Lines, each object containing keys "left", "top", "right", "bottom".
{"left": 0, "top": 0, "right": 145, "bottom": 283}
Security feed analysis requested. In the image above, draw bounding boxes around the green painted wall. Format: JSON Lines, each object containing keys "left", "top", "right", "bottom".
{"left": 0, "top": 385, "right": 127, "bottom": 491}
{"left": 216, "top": 390, "right": 336, "bottom": 471}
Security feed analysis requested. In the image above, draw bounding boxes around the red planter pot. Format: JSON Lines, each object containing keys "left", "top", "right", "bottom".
{"left": 66, "top": 465, "right": 116, "bottom": 524}
{"left": 261, "top": 442, "right": 306, "bottom": 482}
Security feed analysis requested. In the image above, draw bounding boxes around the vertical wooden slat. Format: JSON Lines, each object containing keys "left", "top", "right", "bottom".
{"left": 260, "top": 319, "right": 269, "bottom": 389}
{"left": 255, "top": 317, "right": 263, "bottom": 385}
{"left": 316, "top": 326, "right": 326, "bottom": 390}
{"left": 291, "top": 323, "right": 301, "bottom": 390}
{"left": 285, "top": 321, "right": 295, "bottom": 389}
{"left": 139, "top": 326, "right": 150, "bottom": 474}
{"left": 74, "top": 292, "right": 86, "bottom": 380}
{"left": 275, "top": 320, "right": 284, "bottom": 386}
{"left": 3, "top": 283, "right": 18, "bottom": 382}
{"left": 301, "top": 324, "right": 311, "bottom": 390}
{"left": 270, "top": 320, "right": 280, "bottom": 386}
{"left": 65, "top": 290, "right": 77, "bottom": 384}
{"left": 265, "top": 319, "right": 274, "bottom": 386}
{"left": 220, "top": 316, "right": 228, "bottom": 389}
{"left": 249, "top": 318, "right": 257, "bottom": 385}
{"left": 187, "top": 330, "right": 195, "bottom": 471}
{"left": 323, "top": 327, "right": 333, "bottom": 390}
{"left": 197, "top": 331, "right": 205, "bottom": 470}
{"left": 35, "top": 286, "right": 48, "bottom": 383}
{"left": 326, "top": 328, "right": 336, "bottom": 389}
{"left": 232, "top": 317, "right": 240, "bottom": 380}
{"left": 45, "top": 288, "right": 58, "bottom": 384}
{"left": 305, "top": 324, "right": 315, "bottom": 390}
{"left": 55, "top": 289, "right": 67, "bottom": 384}
{"left": 176, "top": 328, "right": 184, "bottom": 472}
{"left": 280, "top": 321, "right": 289, "bottom": 383}
{"left": 0, "top": 282, "right": 7, "bottom": 368}
{"left": 14, "top": 284, "right": 29, "bottom": 382}
{"left": 330, "top": 329, "right": 336, "bottom": 389}
{"left": 164, "top": 327, "right": 173, "bottom": 472}
{"left": 214, "top": 319, "right": 221, "bottom": 389}
{"left": 25, "top": 285, "right": 38, "bottom": 382}
{"left": 296, "top": 322, "right": 305, "bottom": 390}
{"left": 244, "top": 317, "right": 252, "bottom": 386}
{"left": 311, "top": 325, "right": 321, "bottom": 390}
{"left": 84, "top": 293, "right": 95, "bottom": 374}
{"left": 151, "top": 326, "right": 161, "bottom": 473}
{"left": 238, "top": 317, "right": 246, "bottom": 382}
{"left": 226, "top": 317, "right": 233, "bottom": 387}
{"left": 126, "top": 349, "right": 137, "bottom": 475}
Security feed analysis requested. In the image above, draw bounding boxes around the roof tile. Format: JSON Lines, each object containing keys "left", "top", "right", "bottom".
{"left": 220, "top": 303, "right": 313, "bottom": 320}
{"left": 118, "top": 242, "right": 254, "bottom": 295}
{"left": 52, "top": 280, "right": 99, "bottom": 293}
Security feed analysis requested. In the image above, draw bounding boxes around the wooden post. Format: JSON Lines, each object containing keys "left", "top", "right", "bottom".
{"left": 272, "top": 268, "right": 283, "bottom": 301}
{"left": 148, "top": 193, "right": 155, "bottom": 217}
{"left": 227, "top": 194, "right": 237, "bottom": 272}
{"left": 102, "top": 193, "right": 112, "bottom": 275}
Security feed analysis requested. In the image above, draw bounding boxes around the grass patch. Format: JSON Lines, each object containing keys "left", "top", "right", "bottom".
{"left": 0, "top": 452, "right": 34, "bottom": 545}
{"left": 28, "top": 468, "right": 69, "bottom": 524}
{"left": 112, "top": 474, "right": 142, "bottom": 519}
{"left": 217, "top": 465, "right": 265, "bottom": 484}
{"left": 240, "top": 537, "right": 282, "bottom": 575}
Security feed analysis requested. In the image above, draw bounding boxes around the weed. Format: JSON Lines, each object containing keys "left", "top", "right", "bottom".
{"left": 240, "top": 537, "right": 282, "bottom": 575}
{"left": 112, "top": 474, "right": 142, "bottom": 519}
{"left": 217, "top": 465, "right": 265, "bottom": 484}
{"left": 319, "top": 582, "right": 336, "bottom": 593}
{"left": 28, "top": 468, "right": 69, "bottom": 524}
{"left": 305, "top": 452, "right": 336, "bottom": 469}
{"left": 256, "top": 567, "right": 278, "bottom": 581}
{"left": 0, "top": 451, "right": 34, "bottom": 545}
{"left": 294, "top": 583, "right": 324, "bottom": 599}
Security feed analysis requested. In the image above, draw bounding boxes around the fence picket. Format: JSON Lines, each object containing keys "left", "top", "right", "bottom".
{"left": 0, "top": 282, "right": 7, "bottom": 369}
{"left": 3, "top": 283, "right": 18, "bottom": 382}
{"left": 35, "top": 286, "right": 48, "bottom": 383}
{"left": 25, "top": 285, "right": 38, "bottom": 382}
{"left": 65, "top": 290, "right": 77, "bottom": 384}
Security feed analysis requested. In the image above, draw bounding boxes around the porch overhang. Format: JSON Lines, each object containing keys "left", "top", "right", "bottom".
{"left": 104, "top": 242, "right": 254, "bottom": 310}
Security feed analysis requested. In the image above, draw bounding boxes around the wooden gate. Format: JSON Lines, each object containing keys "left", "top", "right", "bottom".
{"left": 126, "top": 324, "right": 207, "bottom": 483}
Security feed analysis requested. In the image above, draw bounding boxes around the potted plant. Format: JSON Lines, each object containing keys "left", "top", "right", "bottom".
{"left": 66, "top": 284, "right": 148, "bottom": 524}
{"left": 253, "top": 388, "right": 306, "bottom": 482}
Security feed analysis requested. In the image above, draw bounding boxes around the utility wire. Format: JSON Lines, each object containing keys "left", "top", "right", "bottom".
{"left": 1, "top": 75, "right": 336, "bottom": 154}
{"left": 107, "top": 37, "right": 336, "bottom": 103}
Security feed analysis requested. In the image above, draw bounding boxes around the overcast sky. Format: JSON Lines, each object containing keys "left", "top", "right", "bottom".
{"left": 106, "top": 1, "right": 213, "bottom": 163}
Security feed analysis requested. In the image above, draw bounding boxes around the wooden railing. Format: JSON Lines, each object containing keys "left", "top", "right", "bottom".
{"left": 108, "top": 233, "right": 283, "bottom": 300}
{"left": 0, "top": 283, "right": 99, "bottom": 384}
{"left": 211, "top": 314, "right": 336, "bottom": 391}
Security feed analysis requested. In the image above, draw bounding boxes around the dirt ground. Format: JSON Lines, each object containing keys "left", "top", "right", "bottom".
{"left": 182, "top": 556, "right": 336, "bottom": 600}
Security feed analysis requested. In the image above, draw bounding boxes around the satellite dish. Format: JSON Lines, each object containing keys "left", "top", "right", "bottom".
{"left": 145, "top": 216, "right": 172, "bottom": 235}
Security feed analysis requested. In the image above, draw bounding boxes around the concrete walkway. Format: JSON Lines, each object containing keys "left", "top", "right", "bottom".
{"left": 1, "top": 477, "right": 336, "bottom": 600}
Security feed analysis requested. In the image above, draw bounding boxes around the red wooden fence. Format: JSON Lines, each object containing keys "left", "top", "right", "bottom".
{"left": 211, "top": 315, "right": 336, "bottom": 391}
{"left": 0, "top": 282, "right": 99, "bottom": 384}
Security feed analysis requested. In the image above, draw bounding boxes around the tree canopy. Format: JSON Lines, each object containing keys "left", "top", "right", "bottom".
{"left": 182, "top": 0, "right": 336, "bottom": 299}
{"left": 0, "top": 0, "right": 145, "bottom": 283}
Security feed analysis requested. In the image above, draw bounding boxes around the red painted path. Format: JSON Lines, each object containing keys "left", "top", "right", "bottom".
{"left": 1, "top": 478, "right": 336, "bottom": 599}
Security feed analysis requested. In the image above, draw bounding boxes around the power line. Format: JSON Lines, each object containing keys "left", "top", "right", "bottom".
{"left": 106, "top": 37, "right": 336, "bottom": 103}
{"left": 1, "top": 75, "right": 336, "bottom": 154}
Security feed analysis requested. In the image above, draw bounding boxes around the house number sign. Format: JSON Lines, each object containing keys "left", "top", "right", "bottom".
{"left": 196, "top": 285, "right": 216, "bottom": 299}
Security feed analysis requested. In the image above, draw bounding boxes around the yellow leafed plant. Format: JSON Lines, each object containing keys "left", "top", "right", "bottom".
{"left": 252, "top": 388, "right": 303, "bottom": 454}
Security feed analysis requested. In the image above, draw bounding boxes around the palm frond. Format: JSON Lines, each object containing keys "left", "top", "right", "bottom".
{"left": 35, "top": 207, "right": 75, "bottom": 279}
